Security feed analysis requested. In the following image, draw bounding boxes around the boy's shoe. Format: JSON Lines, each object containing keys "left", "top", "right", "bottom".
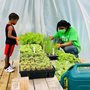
{"left": 10, "top": 65, "right": 15, "bottom": 69}
{"left": 4, "top": 66, "right": 14, "bottom": 73}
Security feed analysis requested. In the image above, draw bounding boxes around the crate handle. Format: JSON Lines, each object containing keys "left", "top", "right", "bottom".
{"left": 74, "top": 63, "right": 90, "bottom": 71}
{"left": 60, "top": 72, "right": 68, "bottom": 88}
{"left": 74, "top": 63, "right": 90, "bottom": 68}
{"left": 60, "top": 65, "right": 75, "bottom": 88}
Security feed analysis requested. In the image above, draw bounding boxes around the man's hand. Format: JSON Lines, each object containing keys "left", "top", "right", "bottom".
{"left": 50, "top": 36, "right": 54, "bottom": 40}
{"left": 56, "top": 41, "right": 73, "bottom": 48}
{"left": 56, "top": 43, "right": 61, "bottom": 48}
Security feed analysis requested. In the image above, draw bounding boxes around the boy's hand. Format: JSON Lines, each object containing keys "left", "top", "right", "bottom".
{"left": 56, "top": 43, "right": 61, "bottom": 48}
{"left": 16, "top": 40, "right": 18, "bottom": 46}
{"left": 16, "top": 37, "right": 20, "bottom": 41}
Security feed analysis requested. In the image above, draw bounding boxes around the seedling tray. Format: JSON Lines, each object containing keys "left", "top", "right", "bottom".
{"left": 47, "top": 55, "right": 58, "bottom": 60}
{"left": 20, "top": 66, "right": 55, "bottom": 79}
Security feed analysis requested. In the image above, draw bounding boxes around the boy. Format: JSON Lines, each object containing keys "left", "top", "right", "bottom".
{"left": 4, "top": 13, "right": 19, "bottom": 72}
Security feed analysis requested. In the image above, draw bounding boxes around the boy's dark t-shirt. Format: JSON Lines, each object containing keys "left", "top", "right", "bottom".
{"left": 5, "top": 24, "right": 17, "bottom": 44}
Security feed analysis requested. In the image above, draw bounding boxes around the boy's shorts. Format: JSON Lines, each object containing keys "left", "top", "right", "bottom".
{"left": 4, "top": 44, "right": 15, "bottom": 56}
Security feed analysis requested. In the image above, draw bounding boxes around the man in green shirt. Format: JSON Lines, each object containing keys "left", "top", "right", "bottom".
{"left": 50, "top": 20, "right": 81, "bottom": 58}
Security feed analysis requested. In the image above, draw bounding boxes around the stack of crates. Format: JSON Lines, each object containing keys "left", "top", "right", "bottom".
{"left": 60, "top": 63, "right": 90, "bottom": 90}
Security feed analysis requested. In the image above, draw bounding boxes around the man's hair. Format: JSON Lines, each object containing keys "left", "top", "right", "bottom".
{"left": 56, "top": 20, "right": 71, "bottom": 32}
{"left": 9, "top": 13, "right": 19, "bottom": 20}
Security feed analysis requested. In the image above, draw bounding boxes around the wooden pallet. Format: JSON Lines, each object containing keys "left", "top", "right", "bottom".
{"left": 0, "top": 60, "right": 19, "bottom": 90}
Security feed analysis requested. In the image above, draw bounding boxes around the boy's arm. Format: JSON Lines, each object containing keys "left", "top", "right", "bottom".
{"left": 8, "top": 26, "right": 16, "bottom": 40}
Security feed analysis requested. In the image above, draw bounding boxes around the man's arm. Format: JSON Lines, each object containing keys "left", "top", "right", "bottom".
{"left": 56, "top": 41, "right": 72, "bottom": 48}
{"left": 60, "top": 41, "right": 72, "bottom": 47}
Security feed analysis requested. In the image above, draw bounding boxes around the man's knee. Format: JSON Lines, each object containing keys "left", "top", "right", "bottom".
{"left": 63, "top": 46, "right": 74, "bottom": 53}
{"left": 63, "top": 45, "right": 78, "bottom": 53}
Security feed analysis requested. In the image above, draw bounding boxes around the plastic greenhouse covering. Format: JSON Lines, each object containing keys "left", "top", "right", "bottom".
{"left": 0, "top": 0, "right": 90, "bottom": 62}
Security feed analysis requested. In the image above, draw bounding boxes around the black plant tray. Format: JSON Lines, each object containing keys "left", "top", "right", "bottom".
{"left": 47, "top": 55, "right": 58, "bottom": 60}
{"left": 20, "top": 66, "right": 55, "bottom": 79}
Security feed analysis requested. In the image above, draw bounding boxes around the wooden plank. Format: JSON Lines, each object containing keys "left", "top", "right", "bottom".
{"left": 7, "top": 60, "right": 18, "bottom": 90}
{"left": 46, "top": 76, "right": 63, "bottom": 90}
{"left": 34, "top": 78, "right": 49, "bottom": 90}
{"left": 11, "top": 78, "right": 19, "bottom": 90}
{"left": 12, "top": 78, "right": 35, "bottom": 90}
{"left": 0, "top": 70, "right": 10, "bottom": 90}
{"left": 20, "top": 77, "right": 30, "bottom": 90}
{"left": 0, "top": 68, "right": 4, "bottom": 76}
{"left": 29, "top": 80, "right": 34, "bottom": 90}
{"left": 0, "top": 60, "right": 4, "bottom": 77}
{"left": 0, "top": 60, "right": 5, "bottom": 68}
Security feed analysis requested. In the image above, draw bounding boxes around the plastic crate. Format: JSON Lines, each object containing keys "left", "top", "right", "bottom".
{"left": 60, "top": 63, "right": 90, "bottom": 90}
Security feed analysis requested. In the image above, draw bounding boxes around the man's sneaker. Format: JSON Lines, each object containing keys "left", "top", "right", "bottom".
{"left": 4, "top": 66, "right": 14, "bottom": 73}
{"left": 10, "top": 65, "right": 15, "bottom": 69}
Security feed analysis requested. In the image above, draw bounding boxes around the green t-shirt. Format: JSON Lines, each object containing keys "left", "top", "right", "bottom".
{"left": 54, "top": 27, "right": 81, "bottom": 53}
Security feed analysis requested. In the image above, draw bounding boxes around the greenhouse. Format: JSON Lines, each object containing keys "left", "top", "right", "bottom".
{"left": 0, "top": 0, "right": 90, "bottom": 90}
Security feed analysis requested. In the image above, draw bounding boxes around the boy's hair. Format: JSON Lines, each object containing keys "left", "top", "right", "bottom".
{"left": 9, "top": 13, "right": 19, "bottom": 20}
{"left": 56, "top": 20, "right": 71, "bottom": 32}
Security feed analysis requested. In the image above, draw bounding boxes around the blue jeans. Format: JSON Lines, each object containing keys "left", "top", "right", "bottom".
{"left": 62, "top": 45, "right": 79, "bottom": 58}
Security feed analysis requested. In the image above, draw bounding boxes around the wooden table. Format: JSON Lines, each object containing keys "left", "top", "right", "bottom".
{"left": 12, "top": 76, "right": 63, "bottom": 90}
{"left": 0, "top": 60, "right": 63, "bottom": 90}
